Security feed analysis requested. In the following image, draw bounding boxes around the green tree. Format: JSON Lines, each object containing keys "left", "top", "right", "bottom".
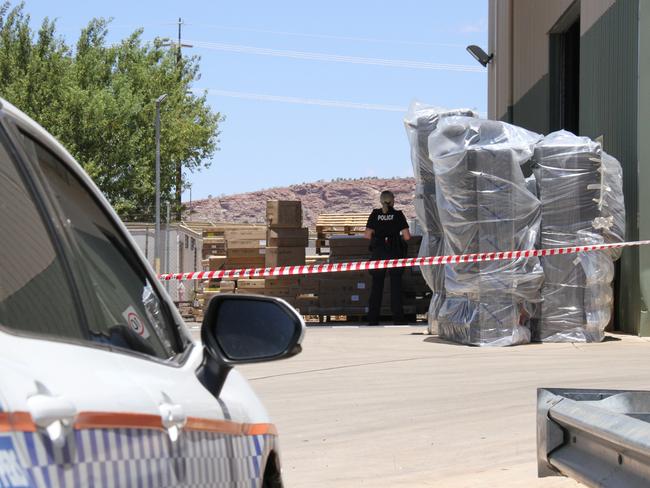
{"left": 0, "top": 2, "right": 222, "bottom": 220}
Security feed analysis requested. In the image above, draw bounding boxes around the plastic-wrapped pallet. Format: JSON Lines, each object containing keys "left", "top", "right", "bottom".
{"left": 531, "top": 131, "right": 625, "bottom": 342}
{"left": 428, "top": 117, "right": 544, "bottom": 346}
{"left": 403, "top": 101, "right": 477, "bottom": 334}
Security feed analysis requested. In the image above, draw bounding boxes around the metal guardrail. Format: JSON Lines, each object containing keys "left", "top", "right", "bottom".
{"left": 537, "top": 387, "right": 650, "bottom": 487}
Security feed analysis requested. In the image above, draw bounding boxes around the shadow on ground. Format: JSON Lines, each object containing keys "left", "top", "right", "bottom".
{"left": 423, "top": 335, "right": 468, "bottom": 346}
{"left": 602, "top": 335, "right": 622, "bottom": 342}
{"left": 422, "top": 334, "right": 624, "bottom": 346}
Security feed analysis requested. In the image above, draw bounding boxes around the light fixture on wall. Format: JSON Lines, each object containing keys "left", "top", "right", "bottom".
{"left": 466, "top": 45, "right": 493, "bottom": 67}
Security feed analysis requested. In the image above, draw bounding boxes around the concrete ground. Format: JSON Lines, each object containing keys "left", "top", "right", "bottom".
{"left": 194, "top": 324, "right": 650, "bottom": 487}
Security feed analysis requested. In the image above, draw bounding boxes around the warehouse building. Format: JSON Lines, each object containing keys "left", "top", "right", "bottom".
{"left": 487, "top": 0, "right": 650, "bottom": 335}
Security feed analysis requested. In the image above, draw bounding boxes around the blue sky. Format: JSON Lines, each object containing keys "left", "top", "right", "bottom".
{"left": 23, "top": 0, "right": 488, "bottom": 199}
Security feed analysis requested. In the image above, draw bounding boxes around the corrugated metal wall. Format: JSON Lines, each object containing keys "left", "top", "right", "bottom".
{"left": 490, "top": 0, "right": 642, "bottom": 334}
{"left": 636, "top": 0, "right": 650, "bottom": 335}
{"left": 581, "top": 0, "right": 618, "bottom": 34}
{"left": 579, "top": 0, "right": 639, "bottom": 334}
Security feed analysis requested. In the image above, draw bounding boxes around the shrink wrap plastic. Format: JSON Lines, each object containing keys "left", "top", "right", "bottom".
{"left": 403, "top": 102, "right": 476, "bottom": 334}
{"left": 427, "top": 117, "right": 544, "bottom": 346}
{"left": 404, "top": 105, "right": 625, "bottom": 346}
{"left": 532, "top": 131, "right": 625, "bottom": 342}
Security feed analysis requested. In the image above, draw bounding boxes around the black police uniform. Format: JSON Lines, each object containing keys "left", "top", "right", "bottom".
{"left": 365, "top": 207, "right": 409, "bottom": 324}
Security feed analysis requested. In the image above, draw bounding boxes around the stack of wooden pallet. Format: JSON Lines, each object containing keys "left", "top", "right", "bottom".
{"left": 236, "top": 277, "right": 301, "bottom": 305}
{"left": 315, "top": 213, "right": 369, "bottom": 254}
{"left": 198, "top": 225, "right": 265, "bottom": 266}
{"left": 194, "top": 202, "right": 311, "bottom": 311}
{"left": 224, "top": 227, "right": 267, "bottom": 270}
{"left": 265, "top": 201, "right": 307, "bottom": 267}
{"left": 237, "top": 201, "right": 308, "bottom": 307}
{"left": 186, "top": 212, "right": 432, "bottom": 324}
{"left": 202, "top": 235, "right": 226, "bottom": 259}
{"left": 190, "top": 224, "right": 266, "bottom": 321}
{"left": 327, "top": 235, "right": 371, "bottom": 263}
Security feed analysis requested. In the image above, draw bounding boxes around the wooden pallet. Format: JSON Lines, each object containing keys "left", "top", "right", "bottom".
{"left": 315, "top": 213, "right": 369, "bottom": 254}
{"left": 182, "top": 221, "right": 266, "bottom": 237}
{"left": 316, "top": 213, "right": 368, "bottom": 232}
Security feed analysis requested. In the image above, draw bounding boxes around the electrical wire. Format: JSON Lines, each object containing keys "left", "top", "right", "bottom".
{"left": 183, "top": 23, "right": 466, "bottom": 49}
{"left": 185, "top": 39, "right": 485, "bottom": 73}
{"left": 194, "top": 88, "right": 412, "bottom": 112}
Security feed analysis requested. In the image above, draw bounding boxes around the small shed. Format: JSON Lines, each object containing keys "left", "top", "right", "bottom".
{"left": 125, "top": 222, "right": 202, "bottom": 302}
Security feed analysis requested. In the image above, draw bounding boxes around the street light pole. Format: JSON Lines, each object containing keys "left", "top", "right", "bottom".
{"left": 154, "top": 93, "right": 168, "bottom": 274}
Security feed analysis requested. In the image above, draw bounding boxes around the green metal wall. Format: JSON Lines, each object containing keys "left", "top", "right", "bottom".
{"left": 579, "top": 0, "right": 639, "bottom": 334}
{"left": 503, "top": 0, "right": 641, "bottom": 334}
{"left": 637, "top": 0, "right": 650, "bottom": 336}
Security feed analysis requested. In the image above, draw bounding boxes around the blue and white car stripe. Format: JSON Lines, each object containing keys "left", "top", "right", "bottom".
{"left": 5, "top": 428, "right": 275, "bottom": 488}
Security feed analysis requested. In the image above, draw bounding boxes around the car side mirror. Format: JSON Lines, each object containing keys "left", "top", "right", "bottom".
{"left": 196, "top": 294, "right": 305, "bottom": 398}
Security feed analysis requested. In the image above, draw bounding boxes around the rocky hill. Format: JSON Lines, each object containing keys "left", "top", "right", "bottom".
{"left": 184, "top": 177, "right": 416, "bottom": 229}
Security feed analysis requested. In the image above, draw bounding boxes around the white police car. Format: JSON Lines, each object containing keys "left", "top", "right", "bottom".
{"left": 0, "top": 98, "right": 305, "bottom": 487}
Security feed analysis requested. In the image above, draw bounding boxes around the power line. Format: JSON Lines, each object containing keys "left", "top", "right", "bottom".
{"left": 183, "top": 23, "right": 466, "bottom": 49}
{"left": 185, "top": 39, "right": 485, "bottom": 72}
{"left": 196, "top": 89, "right": 412, "bottom": 112}
{"left": 195, "top": 88, "right": 487, "bottom": 116}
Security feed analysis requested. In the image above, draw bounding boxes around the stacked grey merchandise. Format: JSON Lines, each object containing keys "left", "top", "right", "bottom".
{"left": 428, "top": 117, "right": 544, "bottom": 346}
{"left": 403, "top": 102, "right": 476, "bottom": 334}
{"left": 532, "top": 131, "right": 625, "bottom": 342}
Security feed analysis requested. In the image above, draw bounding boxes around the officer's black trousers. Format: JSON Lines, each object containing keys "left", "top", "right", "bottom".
{"left": 368, "top": 267, "right": 405, "bottom": 324}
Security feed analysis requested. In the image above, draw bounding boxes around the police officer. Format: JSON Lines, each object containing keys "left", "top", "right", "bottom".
{"left": 364, "top": 190, "right": 411, "bottom": 325}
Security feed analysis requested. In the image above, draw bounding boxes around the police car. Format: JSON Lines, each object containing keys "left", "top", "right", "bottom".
{"left": 0, "top": 98, "right": 305, "bottom": 487}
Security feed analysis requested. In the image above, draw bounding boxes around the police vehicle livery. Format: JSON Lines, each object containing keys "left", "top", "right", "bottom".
{"left": 0, "top": 98, "right": 304, "bottom": 487}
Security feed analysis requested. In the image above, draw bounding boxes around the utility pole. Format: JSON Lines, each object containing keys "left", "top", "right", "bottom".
{"left": 177, "top": 17, "right": 183, "bottom": 69}
{"left": 161, "top": 20, "right": 192, "bottom": 222}
{"left": 175, "top": 17, "right": 184, "bottom": 222}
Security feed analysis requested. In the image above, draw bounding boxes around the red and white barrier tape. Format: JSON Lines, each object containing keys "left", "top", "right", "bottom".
{"left": 158, "top": 240, "right": 650, "bottom": 281}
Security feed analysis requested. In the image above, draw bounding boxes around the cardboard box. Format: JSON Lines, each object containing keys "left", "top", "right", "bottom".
{"left": 236, "top": 278, "right": 266, "bottom": 289}
{"left": 267, "top": 227, "right": 309, "bottom": 247}
{"left": 264, "top": 277, "right": 300, "bottom": 289}
{"left": 227, "top": 238, "right": 267, "bottom": 249}
{"left": 203, "top": 245, "right": 226, "bottom": 258}
{"left": 224, "top": 256, "right": 266, "bottom": 268}
{"left": 265, "top": 246, "right": 306, "bottom": 267}
{"left": 317, "top": 294, "right": 368, "bottom": 313}
{"left": 266, "top": 200, "right": 302, "bottom": 228}
{"left": 203, "top": 236, "right": 226, "bottom": 245}
{"left": 298, "top": 276, "right": 320, "bottom": 294}
{"left": 236, "top": 288, "right": 296, "bottom": 298}
{"left": 224, "top": 227, "right": 267, "bottom": 241}
{"left": 319, "top": 278, "right": 370, "bottom": 294}
{"left": 226, "top": 248, "right": 266, "bottom": 259}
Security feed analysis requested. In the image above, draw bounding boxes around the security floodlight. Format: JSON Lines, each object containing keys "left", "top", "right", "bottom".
{"left": 466, "top": 45, "right": 493, "bottom": 67}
